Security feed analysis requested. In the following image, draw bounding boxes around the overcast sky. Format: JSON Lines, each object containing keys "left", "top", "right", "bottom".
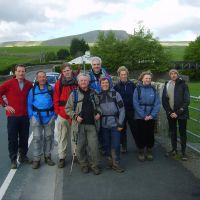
{"left": 0, "top": 0, "right": 200, "bottom": 43}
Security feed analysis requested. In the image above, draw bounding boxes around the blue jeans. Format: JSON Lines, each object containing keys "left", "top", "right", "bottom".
{"left": 102, "top": 127, "right": 121, "bottom": 162}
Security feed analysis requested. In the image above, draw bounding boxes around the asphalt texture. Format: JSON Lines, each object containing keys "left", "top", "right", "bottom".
{"left": 0, "top": 70, "right": 200, "bottom": 200}
{"left": 60, "top": 135, "right": 200, "bottom": 200}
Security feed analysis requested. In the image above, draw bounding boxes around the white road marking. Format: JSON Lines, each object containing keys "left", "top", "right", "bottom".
{"left": 0, "top": 132, "right": 33, "bottom": 200}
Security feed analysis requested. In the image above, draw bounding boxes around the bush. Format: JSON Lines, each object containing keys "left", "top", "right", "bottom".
{"left": 180, "top": 69, "right": 200, "bottom": 81}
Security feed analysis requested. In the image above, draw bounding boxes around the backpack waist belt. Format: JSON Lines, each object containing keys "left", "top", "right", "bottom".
{"left": 32, "top": 105, "right": 54, "bottom": 124}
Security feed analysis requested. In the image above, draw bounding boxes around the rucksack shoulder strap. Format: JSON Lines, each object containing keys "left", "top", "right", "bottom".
{"left": 72, "top": 89, "right": 78, "bottom": 111}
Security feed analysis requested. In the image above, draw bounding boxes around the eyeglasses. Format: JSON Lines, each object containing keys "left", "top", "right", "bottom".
{"left": 92, "top": 63, "right": 100, "bottom": 66}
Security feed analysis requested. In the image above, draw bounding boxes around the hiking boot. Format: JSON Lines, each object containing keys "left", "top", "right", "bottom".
{"left": 146, "top": 148, "right": 153, "bottom": 161}
{"left": 18, "top": 155, "right": 32, "bottom": 164}
{"left": 58, "top": 159, "right": 65, "bottom": 168}
{"left": 165, "top": 150, "right": 177, "bottom": 157}
{"left": 44, "top": 157, "right": 55, "bottom": 166}
{"left": 90, "top": 166, "right": 101, "bottom": 175}
{"left": 81, "top": 166, "right": 89, "bottom": 174}
{"left": 32, "top": 161, "right": 40, "bottom": 169}
{"left": 74, "top": 155, "right": 79, "bottom": 163}
{"left": 112, "top": 163, "right": 125, "bottom": 173}
{"left": 106, "top": 157, "right": 113, "bottom": 169}
{"left": 181, "top": 153, "right": 188, "bottom": 161}
{"left": 121, "top": 146, "right": 127, "bottom": 154}
{"left": 11, "top": 160, "right": 17, "bottom": 169}
{"left": 138, "top": 149, "right": 145, "bottom": 161}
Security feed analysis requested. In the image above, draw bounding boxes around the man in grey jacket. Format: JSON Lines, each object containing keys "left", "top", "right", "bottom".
{"left": 66, "top": 73, "right": 101, "bottom": 175}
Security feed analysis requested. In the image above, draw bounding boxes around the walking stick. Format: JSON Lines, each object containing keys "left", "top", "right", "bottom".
{"left": 69, "top": 132, "right": 78, "bottom": 175}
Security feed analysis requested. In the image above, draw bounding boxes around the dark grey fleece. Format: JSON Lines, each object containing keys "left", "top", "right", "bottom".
{"left": 99, "top": 88, "right": 125, "bottom": 128}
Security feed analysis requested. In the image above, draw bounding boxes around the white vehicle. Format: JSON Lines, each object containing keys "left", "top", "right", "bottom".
{"left": 33, "top": 72, "right": 60, "bottom": 87}
{"left": 46, "top": 72, "right": 60, "bottom": 87}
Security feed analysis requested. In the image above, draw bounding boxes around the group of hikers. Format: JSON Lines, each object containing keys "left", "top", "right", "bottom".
{"left": 0, "top": 56, "right": 190, "bottom": 175}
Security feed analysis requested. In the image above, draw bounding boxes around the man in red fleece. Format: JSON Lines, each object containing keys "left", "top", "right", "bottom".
{"left": 0, "top": 64, "right": 32, "bottom": 169}
{"left": 54, "top": 63, "right": 77, "bottom": 168}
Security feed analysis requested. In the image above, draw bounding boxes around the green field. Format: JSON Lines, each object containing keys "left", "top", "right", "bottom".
{"left": 0, "top": 46, "right": 66, "bottom": 71}
{"left": 164, "top": 46, "right": 186, "bottom": 61}
{"left": 0, "top": 44, "right": 187, "bottom": 73}
{"left": 187, "top": 82, "right": 200, "bottom": 143}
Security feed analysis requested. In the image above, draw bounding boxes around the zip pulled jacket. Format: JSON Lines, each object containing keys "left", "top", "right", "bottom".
{"left": 114, "top": 80, "right": 135, "bottom": 111}
{"left": 133, "top": 82, "right": 160, "bottom": 120}
{"left": 89, "top": 68, "right": 112, "bottom": 94}
{"left": 162, "top": 78, "right": 190, "bottom": 119}
{"left": 0, "top": 77, "right": 32, "bottom": 116}
{"left": 66, "top": 88, "right": 101, "bottom": 138}
{"left": 99, "top": 88, "right": 125, "bottom": 128}
{"left": 28, "top": 84, "right": 55, "bottom": 124}
{"left": 54, "top": 77, "right": 77, "bottom": 121}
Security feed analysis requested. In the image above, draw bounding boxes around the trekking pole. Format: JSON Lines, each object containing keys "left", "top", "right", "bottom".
{"left": 69, "top": 133, "right": 78, "bottom": 175}
{"left": 69, "top": 152, "right": 75, "bottom": 175}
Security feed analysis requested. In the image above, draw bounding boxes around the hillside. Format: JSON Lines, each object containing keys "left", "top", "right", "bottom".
{"left": 41, "top": 30, "right": 129, "bottom": 46}
{"left": 0, "top": 30, "right": 129, "bottom": 47}
{"left": 0, "top": 30, "right": 191, "bottom": 47}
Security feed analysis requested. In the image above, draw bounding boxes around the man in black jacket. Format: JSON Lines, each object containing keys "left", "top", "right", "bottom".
{"left": 162, "top": 69, "right": 190, "bottom": 161}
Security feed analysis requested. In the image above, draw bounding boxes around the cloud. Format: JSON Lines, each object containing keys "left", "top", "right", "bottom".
{"left": 179, "top": 0, "right": 200, "bottom": 7}
{"left": 0, "top": 1, "right": 47, "bottom": 23}
{"left": 0, "top": 0, "right": 200, "bottom": 43}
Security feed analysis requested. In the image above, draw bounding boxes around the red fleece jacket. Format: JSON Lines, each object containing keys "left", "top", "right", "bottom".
{"left": 0, "top": 78, "right": 32, "bottom": 117}
{"left": 54, "top": 79, "right": 77, "bottom": 121}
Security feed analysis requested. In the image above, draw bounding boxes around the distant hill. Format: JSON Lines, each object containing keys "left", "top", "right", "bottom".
{"left": 41, "top": 30, "right": 129, "bottom": 46}
{"left": 0, "top": 30, "right": 191, "bottom": 47}
{"left": 160, "top": 41, "right": 190, "bottom": 46}
{"left": 0, "top": 30, "right": 129, "bottom": 47}
{"left": 0, "top": 41, "right": 42, "bottom": 47}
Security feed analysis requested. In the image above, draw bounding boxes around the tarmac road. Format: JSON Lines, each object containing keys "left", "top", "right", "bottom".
{"left": 0, "top": 69, "right": 200, "bottom": 200}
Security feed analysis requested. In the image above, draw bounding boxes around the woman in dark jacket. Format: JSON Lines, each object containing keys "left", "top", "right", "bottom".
{"left": 162, "top": 69, "right": 190, "bottom": 161}
{"left": 133, "top": 71, "right": 160, "bottom": 161}
{"left": 114, "top": 66, "right": 136, "bottom": 153}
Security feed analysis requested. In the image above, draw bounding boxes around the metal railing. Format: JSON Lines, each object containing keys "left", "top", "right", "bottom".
{"left": 186, "top": 96, "right": 200, "bottom": 153}
{"left": 112, "top": 76, "right": 200, "bottom": 154}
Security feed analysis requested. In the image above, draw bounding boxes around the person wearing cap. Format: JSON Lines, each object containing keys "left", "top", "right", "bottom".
{"left": 99, "top": 76, "right": 125, "bottom": 173}
{"left": 162, "top": 69, "right": 190, "bottom": 161}
{"left": 114, "top": 66, "right": 136, "bottom": 153}
{"left": 0, "top": 64, "right": 32, "bottom": 169}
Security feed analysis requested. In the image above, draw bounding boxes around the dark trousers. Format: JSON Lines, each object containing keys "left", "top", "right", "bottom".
{"left": 121, "top": 110, "right": 135, "bottom": 148}
{"left": 7, "top": 116, "right": 30, "bottom": 161}
{"left": 102, "top": 127, "right": 121, "bottom": 162}
{"left": 168, "top": 118, "right": 187, "bottom": 154}
{"left": 134, "top": 119, "right": 155, "bottom": 149}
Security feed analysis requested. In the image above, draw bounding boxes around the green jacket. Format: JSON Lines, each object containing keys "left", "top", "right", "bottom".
{"left": 66, "top": 88, "right": 101, "bottom": 141}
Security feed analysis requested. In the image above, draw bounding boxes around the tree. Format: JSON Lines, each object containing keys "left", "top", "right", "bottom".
{"left": 91, "top": 27, "right": 169, "bottom": 72}
{"left": 91, "top": 31, "right": 127, "bottom": 71}
{"left": 70, "top": 38, "right": 89, "bottom": 58}
{"left": 184, "top": 36, "right": 200, "bottom": 61}
{"left": 45, "top": 51, "right": 57, "bottom": 62}
{"left": 57, "top": 48, "right": 70, "bottom": 60}
{"left": 125, "top": 24, "right": 169, "bottom": 72}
